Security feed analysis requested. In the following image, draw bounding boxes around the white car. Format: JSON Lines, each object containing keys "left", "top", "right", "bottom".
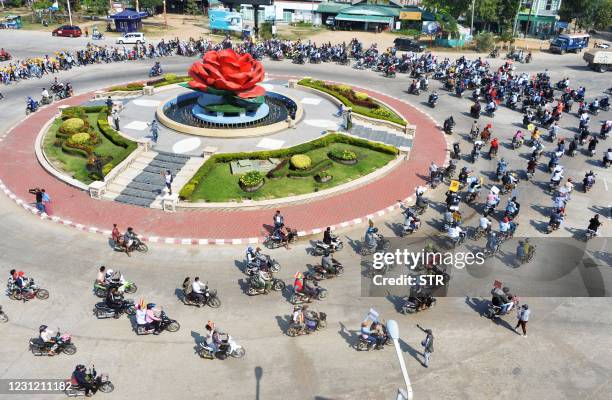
{"left": 116, "top": 32, "right": 146, "bottom": 45}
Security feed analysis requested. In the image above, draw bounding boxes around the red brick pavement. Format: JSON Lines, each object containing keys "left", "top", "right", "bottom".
{"left": 0, "top": 83, "right": 446, "bottom": 241}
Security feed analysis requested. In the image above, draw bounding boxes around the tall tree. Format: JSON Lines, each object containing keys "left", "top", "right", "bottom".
{"left": 497, "top": 0, "right": 520, "bottom": 33}
{"left": 475, "top": 0, "right": 500, "bottom": 31}
{"left": 184, "top": 0, "right": 199, "bottom": 15}
{"left": 422, "top": 0, "right": 471, "bottom": 20}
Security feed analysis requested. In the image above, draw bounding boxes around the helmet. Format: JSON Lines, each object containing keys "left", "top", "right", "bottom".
{"left": 247, "top": 246, "right": 253, "bottom": 253}
{"left": 146, "top": 303, "right": 156, "bottom": 309}
{"left": 106, "top": 269, "right": 114, "bottom": 276}
{"left": 324, "top": 250, "right": 330, "bottom": 257}
{"left": 39, "top": 325, "right": 48, "bottom": 332}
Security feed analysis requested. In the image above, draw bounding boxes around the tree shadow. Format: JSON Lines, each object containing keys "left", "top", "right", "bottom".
{"left": 531, "top": 204, "right": 551, "bottom": 218}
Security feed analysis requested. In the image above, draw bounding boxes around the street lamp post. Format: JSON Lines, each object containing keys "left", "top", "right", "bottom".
{"left": 387, "top": 320, "right": 413, "bottom": 400}
{"left": 470, "top": 0, "right": 475, "bottom": 36}
{"left": 524, "top": 1, "right": 535, "bottom": 38}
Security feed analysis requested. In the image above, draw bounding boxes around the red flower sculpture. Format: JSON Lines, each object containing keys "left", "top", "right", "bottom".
{"left": 188, "top": 49, "right": 265, "bottom": 99}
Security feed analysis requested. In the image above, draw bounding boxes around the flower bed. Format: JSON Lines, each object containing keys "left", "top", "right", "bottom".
{"left": 179, "top": 133, "right": 398, "bottom": 202}
{"left": 298, "top": 78, "right": 406, "bottom": 126}
{"left": 328, "top": 148, "right": 358, "bottom": 165}
{"left": 108, "top": 74, "right": 192, "bottom": 92}
{"left": 42, "top": 106, "right": 137, "bottom": 184}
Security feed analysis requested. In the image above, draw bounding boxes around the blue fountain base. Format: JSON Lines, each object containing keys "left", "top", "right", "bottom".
{"left": 191, "top": 93, "right": 270, "bottom": 125}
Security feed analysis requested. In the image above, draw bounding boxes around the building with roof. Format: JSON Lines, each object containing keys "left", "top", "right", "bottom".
{"left": 110, "top": 9, "right": 148, "bottom": 33}
{"left": 514, "top": 0, "right": 562, "bottom": 38}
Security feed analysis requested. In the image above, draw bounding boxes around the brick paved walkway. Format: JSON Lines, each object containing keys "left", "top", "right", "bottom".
{"left": 0, "top": 82, "right": 446, "bottom": 242}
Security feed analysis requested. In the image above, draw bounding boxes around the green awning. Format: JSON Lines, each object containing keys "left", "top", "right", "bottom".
{"left": 335, "top": 13, "right": 394, "bottom": 24}
{"left": 517, "top": 14, "right": 557, "bottom": 23}
{"left": 316, "top": 3, "right": 351, "bottom": 14}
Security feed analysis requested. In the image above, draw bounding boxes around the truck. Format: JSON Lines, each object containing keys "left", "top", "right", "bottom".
{"left": 583, "top": 50, "right": 611, "bottom": 73}
{"left": 549, "top": 34, "right": 590, "bottom": 54}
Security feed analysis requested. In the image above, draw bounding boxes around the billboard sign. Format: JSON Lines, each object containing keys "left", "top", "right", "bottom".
{"left": 209, "top": 9, "right": 243, "bottom": 32}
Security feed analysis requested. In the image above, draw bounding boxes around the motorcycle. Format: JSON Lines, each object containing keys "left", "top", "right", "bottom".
{"left": 7, "top": 280, "right": 49, "bottom": 301}
{"left": 247, "top": 274, "right": 286, "bottom": 295}
{"left": 113, "top": 236, "right": 148, "bottom": 253}
{"left": 290, "top": 283, "right": 327, "bottom": 304}
{"left": 26, "top": 101, "right": 39, "bottom": 115}
{"left": 198, "top": 334, "right": 245, "bottom": 359}
{"left": 357, "top": 329, "right": 392, "bottom": 351}
{"left": 93, "top": 280, "right": 137, "bottom": 298}
{"left": 428, "top": 95, "right": 438, "bottom": 108}
{"left": 136, "top": 311, "right": 180, "bottom": 335}
{"left": 400, "top": 295, "right": 436, "bottom": 314}
{"left": 65, "top": 367, "right": 114, "bottom": 397}
{"left": 93, "top": 299, "right": 136, "bottom": 319}
{"left": 360, "top": 233, "right": 391, "bottom": 256}
{"left": 309, "top": 262, "right": 344, "bottom": 280}
{"left": 512, "top": 137, "right": 523, "bottom": 149}
{"left": 149, "top": 66, "right": 163, "bottom": 77}
{"left": 29, "top": 331, "right": 77, "bottom": 356}
{"left": 486, "top": 299, "right": 519, "bottom": 319}
{"left": 244, "top": 254, "right": 281, "bottom": 275}
{"left": 0, "top": 305, "right": 7, "bottom": 323}
{"left": 287, "top": 311, "right": 327, "bottom": 337}
{"left": 263, "top": 228, "right": 297, "bottom": 249}
{"left": 182, "top": 284, "right": 221, "bottom": 308}
{"left": 312, "top": 236, "right": 344, "bottom": 255}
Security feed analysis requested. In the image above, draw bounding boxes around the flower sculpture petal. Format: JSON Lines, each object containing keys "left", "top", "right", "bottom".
{"left": 188, "top": 49, "right": 265, "bottom": 98}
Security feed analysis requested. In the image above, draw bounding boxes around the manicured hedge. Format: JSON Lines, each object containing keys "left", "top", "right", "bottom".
{"left": 287, "top": 159, "right": 333, "bottom": 178}
{"left": 95, "top": 108, "right": 138, "bottom": 175}
{"left": 298, "top": 78, "right": 406, "bottom": 126}
{"left": 61, "top": 141, "right": 89, "bottom": 158}
{"left": 179, "top": 133, "right": 399, "bottom": 200}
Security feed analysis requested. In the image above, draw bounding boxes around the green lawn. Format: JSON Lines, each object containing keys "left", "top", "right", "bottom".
{"left": 43, "top": 112, "right": 130, "bottom": 184}
{"left": 190, "top": 143, "right": 395, "bottom": 202}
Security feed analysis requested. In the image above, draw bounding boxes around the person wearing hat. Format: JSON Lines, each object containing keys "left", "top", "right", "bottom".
{"left": 204, "top": 321, "right": 221, "bottom": 353}
{"left": 418, "top": 325, "right": 434, "bottom": 368}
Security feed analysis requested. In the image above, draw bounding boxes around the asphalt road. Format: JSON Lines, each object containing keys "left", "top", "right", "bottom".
{"left": 0, "top": 32, "right": 611, "bottom": 400}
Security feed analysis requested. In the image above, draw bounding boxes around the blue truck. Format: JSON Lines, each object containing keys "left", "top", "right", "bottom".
{"left": 549, "top": 34, "right": 590, "bottom": 54}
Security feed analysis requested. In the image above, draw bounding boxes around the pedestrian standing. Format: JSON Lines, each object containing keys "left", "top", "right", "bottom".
{"left": 105, "top": 96, "right": 114, "bottom": 111}
{"left": 111, "top": 109, "right": 120, "bottom": 131}
{"left": 41, "top": 189, "right": 52, "bottom": 215}
{"left": 515, "top": 304, "right": 530, "bottom": 337}
{"left": 162, "top": 169, "right": 173, "bottom": 195}
{"left": 149, "top": 119, "right": 159, "bottom": 142}
{"left": 417, "top": 325, "right": 434, "bottom": 368}
{"left": 344, "top": 108, "right": 353, "bottom": 131}
{"left": 273, "top": 210, "right": 284, "bottom": 230}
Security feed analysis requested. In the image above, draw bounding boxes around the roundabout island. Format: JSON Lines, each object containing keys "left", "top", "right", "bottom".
{"left": 0, "top": 50, "right": 446, "bottom": 243}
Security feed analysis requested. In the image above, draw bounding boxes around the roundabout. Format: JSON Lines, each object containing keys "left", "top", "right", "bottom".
{"left": 0, "top": 55, "right": 446, "bottom": 243}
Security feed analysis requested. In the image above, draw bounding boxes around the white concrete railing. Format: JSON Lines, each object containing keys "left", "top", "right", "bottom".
{"left": 296, "top": 83, "right": 412, "bottom": 136}
{"left": 88, "top": 138, "right": 151, "bottom": 199}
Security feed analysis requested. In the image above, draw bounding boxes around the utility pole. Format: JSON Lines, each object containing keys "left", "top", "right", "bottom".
{"left": 66, "top": 0, "right": 73, "bottom": 26}
{"left": 470, "top": 0, "right": 475, "bottom": 36}
{"left": 136, "top": 0, "right": 139, "bottom": 12}
{"left": 524, "top": 1, "right": 535, "bottom": 38}
{"left": 163, "top": 0, "right": 167, "bottom": 27}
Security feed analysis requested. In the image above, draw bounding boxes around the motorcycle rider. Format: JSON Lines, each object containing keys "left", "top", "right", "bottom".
{"left": 39, "top": 325, "right": 58, "bottom": 355}
{"left": 491, "top": 286, "right": 515, "bottom": 315}
{"left": 191, "top": 277, "right": 207, "bottom": 305}
{"left": 505, "top": 197, "right": 520, "bottom": 219}
{"left": 587, "top": 215, "right": 602, "bottom": 237}
{"left": 488, "top": 137, "right": 499, "bottom": 157}
{"left": 604, "top": 148, "right": 612, "bottom": 167}
{"left": 583, "top": 170, "right": 595, "bottom": 190}
{"left": 443, "top": 116, "right": 455, "bottom": 133}
{"left": 513, "top": 130, "right": 524, "bottom": 147}
{"left": 145, "top": 303, "right": 161, "bottom": 334}
{"left": 479, "top": 216, "right": 492, "bottom": 234}
{"left": 486, "top": 231, "right": 500, "bottom": 254}
{"left": 486, "top": 99, "right": 497, "bottom": 115}
{"left": 470, "top": 100, "right": 481, "bottom": 117}
{"left": 253, "top": 268, "right": 272, "bottom": 293}
{"left": 72, "top": 365, "right": 95, "bottom": 396}
{"left": 105, "top": 286, "right": 123, "bottom": 317}
{"left": 96, "top": 266, "right": 106, "bottom": 286}
{"left": 428, "top": 91, "right": 438, "bottom": 106}
{"left": 204, "top": 321, "right": 222, "bottom": 354}
{"left": 550, "top": 165, "right": 564, "bottom": 188}
{"left": 123, "top": 227, "right": 137, "bottom": 256}
{"left": 41, "top": 87, "right": 50, "bottom": 103}
{"left": 321, "top": 251, "right": 338, "bottom": 276}
{"left": 26, "top": 96, "right": 38, "bottom": 112}
{"left": 447, "top": 224, "right": 465, "bottom": 245}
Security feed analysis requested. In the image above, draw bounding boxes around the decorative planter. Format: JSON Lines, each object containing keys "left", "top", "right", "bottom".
{"left": 329, "top": 155, "right": 358, "bottom": 165}
{"left": 239, "top": 179, "right": 264, "bottom": 192}
{"left": 315, "top": 175, "right": 333, "bottom": 183}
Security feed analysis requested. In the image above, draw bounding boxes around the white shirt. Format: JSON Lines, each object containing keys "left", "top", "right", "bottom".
{"left": 136, "top": 309, "right": 146, "bottom": 325}
{"left": 480, "top": 217, "right": 491, "bottom": 229}
{"left": 165, "top": 173, "right": 172, "bottom": 185}
{"left": 42, "top": 89, "right": 49, "bottom": 98}
{"left": 448, "top": 226, "right": 462, "bottom": 239}
{"left": 40, "top": 329, "right": 54, "bottom": 342}
{"left": 192, "top": 281, "right": 205, "bottom": 294}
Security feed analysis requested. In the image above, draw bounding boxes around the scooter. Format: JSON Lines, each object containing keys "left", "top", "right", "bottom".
{"left": 287, "top": 311, "right": 327, "bottom": 337}
{"left": 312, "top": 236, "right": 344, "bottom": 255}
{"left": 309, "top": 262, "right": 344, "bottom": 280}
{"left": 29, "top": 331, "right": 77, "bottom": 356}
{"left": 198, "top": 334, "right": 246, "bottom": 359}
{"left": 400, "top": 295, "right": 436, "bottom": 314}
{"left": 65, "top": 367, "right": 114, "bottom": 396}
{"left": 289, "top": 283, "right": 327, "bottom": 304}
{"left": 93, "top": 299, "right": 136, "bottom": 319}
{"left": 136, "top": 312, "right": 180, "bottom": 335}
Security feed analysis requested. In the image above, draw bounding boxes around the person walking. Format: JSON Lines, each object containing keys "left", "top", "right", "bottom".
{"left": 163, "top": 170, "right": 173, "bottom": 195}
{"left": 515, "top": 304, "right": 530, "bottom": 337}
{"left": 273, "top": 210, "right": 284, "bottom": 230}
{"left": 417, "top": 324, "right": 434, "bottom": 368}
{"left": 149, "top": 119, "right": 159, "bottom": 142}
{"left": 29, "top": 188, "right": 45, "bottom": 213}
{"left": 111, "top": 109, "right": 120, "bottom": 131}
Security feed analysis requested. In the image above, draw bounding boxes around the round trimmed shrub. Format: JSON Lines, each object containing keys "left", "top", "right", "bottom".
{"left": 239, "top": 170, "right": 264, "bottom": 187}
{"left": 60, "top": 118, "right": 85, "bottom": 135}
{"left": 68, "top": 132, "right": 90, "bottom": 145}
{"left": 371, "top": 107, "right": 393, "bottom": 119}
{"left": 329, "top": 148, "right": 357, "bottom": 161}
{"left": 355, "top": 92, "right": 369, "bottom": 101}
{"left": 290, "top": 154, "right": 312, "bottom": 170}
